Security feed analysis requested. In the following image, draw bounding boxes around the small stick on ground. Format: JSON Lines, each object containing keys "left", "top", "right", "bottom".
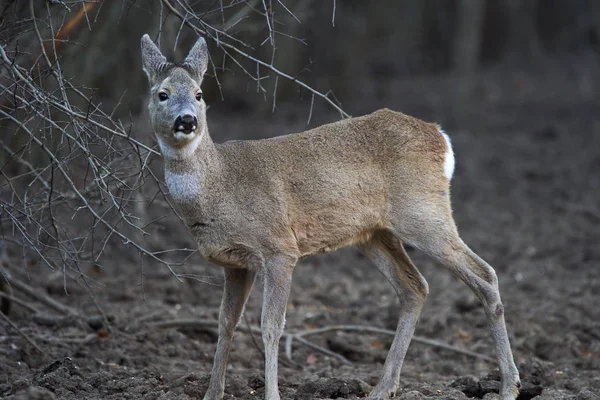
{"left": 284, "top": 333, "right": 294, "bottom": 361}
{"left": 291, "top": 335, "right": 351, "bottom": 364}
{"left": 6, "top": 276, "right": 78, "bottom": 316}
{"left": 292, "top": 324, "right": 495, "bottom": 363}
{"left": 36, "top": 333, "right": 98, "bottom": 345}
{"left": 151, "top": 317, "right": 299, "bottom": 368}
{"left": 244, "top": 312, "right": 265, "bottom": 358}
{"left": 0, "top": 310, "right": 45, "bottom": 354}
{"left": 0, "top": 292, "right": 40, "bottom": 314}
{"left": 148, "top": 319, "right": 494, "bottom": 365}
{"left": 128, "top": 309, "right": 167, "bottom": 330}
{"left": 243, "top": 313, "right": 298, "bottom": 368}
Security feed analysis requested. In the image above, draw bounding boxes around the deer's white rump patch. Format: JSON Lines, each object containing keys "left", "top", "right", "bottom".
{"left": 437, "top": 125, "right": 455, "bottom": 180}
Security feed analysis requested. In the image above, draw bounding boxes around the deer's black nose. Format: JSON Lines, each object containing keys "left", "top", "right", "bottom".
{"left": 174, "top": 114, "right": 197, "bottom": 134}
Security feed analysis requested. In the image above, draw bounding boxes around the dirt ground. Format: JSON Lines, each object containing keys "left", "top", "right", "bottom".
{"left": 1, "top": 66, "right": 599, "bottom": 400}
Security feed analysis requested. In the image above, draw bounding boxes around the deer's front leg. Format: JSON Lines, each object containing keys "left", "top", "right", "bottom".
{"left": 261, "top": 255, "right": 296, "bottom": 400}
{"left": 204, "top": 268, "right": 256, "bottom": 400}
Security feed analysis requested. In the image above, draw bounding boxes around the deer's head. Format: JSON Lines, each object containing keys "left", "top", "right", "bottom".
{"left": 141, "top": 34, "right": 208, "bottom": 148}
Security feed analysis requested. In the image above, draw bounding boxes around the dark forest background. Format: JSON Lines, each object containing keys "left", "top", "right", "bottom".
{"left": 2, "top": 0, "right": 599, "bottom": 120}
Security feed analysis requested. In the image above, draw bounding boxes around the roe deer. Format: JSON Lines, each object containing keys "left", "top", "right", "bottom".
{"left": 141, "top": 34, "right": 520, "bottom": 400}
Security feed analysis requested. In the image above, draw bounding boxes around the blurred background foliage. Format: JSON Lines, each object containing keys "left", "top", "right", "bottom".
{"left": 2, "top": 0, "right": 599, "bottom": 118}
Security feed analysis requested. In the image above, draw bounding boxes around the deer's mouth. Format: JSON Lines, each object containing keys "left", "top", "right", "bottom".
{"left": 174, "top": 126, "right": 196, "bottom": 135}
{"left": 173, "top": 129, "right": 196, "bottom": 141}
{"left": 175, "top": 124, "right": 196, "bottom": 134}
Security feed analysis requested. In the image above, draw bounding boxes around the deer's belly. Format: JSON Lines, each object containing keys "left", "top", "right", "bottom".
{"left": 290, "top": 214, "right": 383, "bottom": 257}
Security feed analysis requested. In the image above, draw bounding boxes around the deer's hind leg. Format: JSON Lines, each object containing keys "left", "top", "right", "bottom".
{"left": 359, "top": 230, "right": 429, "bottom": 400}
{"left": 395, "top": 199, "right": 520, "bottom": 400}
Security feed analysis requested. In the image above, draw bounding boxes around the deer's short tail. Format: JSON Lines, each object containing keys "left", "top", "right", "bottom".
{"left": 436, "top": 125, "right": 455, "bottom": 181}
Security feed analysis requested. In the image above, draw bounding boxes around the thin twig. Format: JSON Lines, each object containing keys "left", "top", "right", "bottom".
{"left": 0, "top": 291, "right": 41, "bottom": 314}
{"left": 5, "top": 276, "right": 78, "bottom": 316}
{"left": 293, "top": 335, "right": 350, "bottom": 364}
{"left": 244, "top": 312, "right": 265, "bottom": 358}
{"left": 276, "top": 0, "right": 301, "bottom": 23}
{"left": 293, "top": 324, "right": 495, "bottom": 363}
{"left": 36, "top": 332, "right": 98, "bottom": 344}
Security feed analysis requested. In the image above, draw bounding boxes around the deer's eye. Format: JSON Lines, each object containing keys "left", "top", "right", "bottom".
{"left": 195, "top": 92, "right": 202, "bottom": 101}
{"left": 158, "top": 92, "right": 169, "bottom": 102}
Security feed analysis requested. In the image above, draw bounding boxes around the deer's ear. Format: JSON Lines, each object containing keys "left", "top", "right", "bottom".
{"left": 183, "top": 36, "right": 208, "bottom": 81}
{"left": 141, "top": 34, "right": 167, "bottom": 82}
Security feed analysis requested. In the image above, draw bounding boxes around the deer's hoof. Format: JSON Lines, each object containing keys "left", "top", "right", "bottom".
{"left": 368, "top": 389, "right": 396, "bottom": 400}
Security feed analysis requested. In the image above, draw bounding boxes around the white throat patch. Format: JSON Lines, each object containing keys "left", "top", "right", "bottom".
{"left": 164, "top": 170, "right": 203, "bottom": 203}
{"left": 157, "top": 130, "right": 205, "bottom": 202}
{"left": 437, "top": 125, "right": 455, "bottom": 180}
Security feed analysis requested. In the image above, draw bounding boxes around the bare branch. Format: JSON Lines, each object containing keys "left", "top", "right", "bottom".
{"left": 149, "top": 319, "right": 495, "bottom": 364}
{"left": 160, "top": 0, "right": 350, "bottom": 119}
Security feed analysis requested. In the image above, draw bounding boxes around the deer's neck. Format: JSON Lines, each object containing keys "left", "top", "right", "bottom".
{"left": 160, "top": 129, "right": 221, "bottom": 204}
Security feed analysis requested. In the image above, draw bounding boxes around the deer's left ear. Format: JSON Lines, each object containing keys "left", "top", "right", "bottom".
{"left": 141, "top": 34, "right": 167, "bottom": 82}
{"left": 183, "top": 36, "right": 209, "bottom": 81}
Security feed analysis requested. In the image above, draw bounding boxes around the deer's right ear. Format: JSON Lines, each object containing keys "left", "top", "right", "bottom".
{"left": 141, "top": 34, "right": 167, "bottom": 82}
{"left": 183, "top": 37, "right": 209, "bottom": 82}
